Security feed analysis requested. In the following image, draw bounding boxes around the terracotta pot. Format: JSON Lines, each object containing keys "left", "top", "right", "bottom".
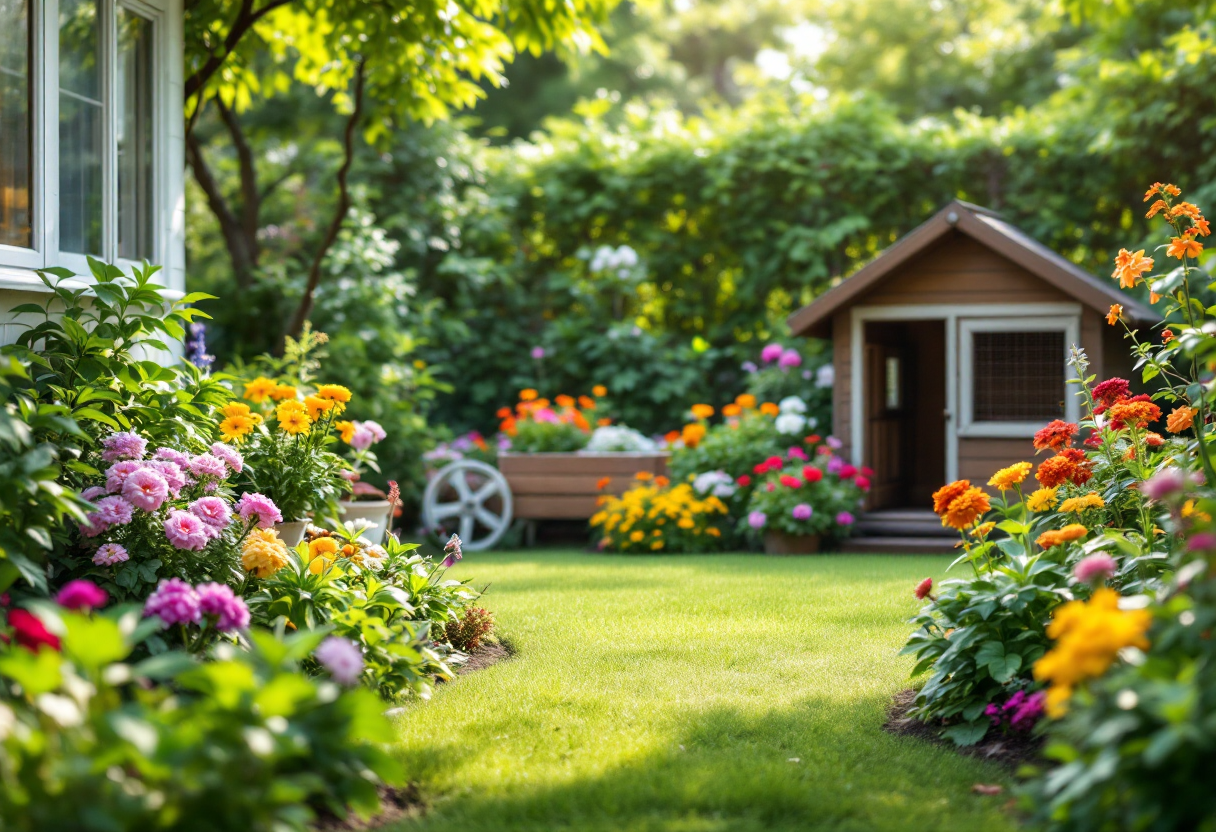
{"left": 339, "top": 499, "right": 393, "bottom": 545}
{"left": 274, "top": 520, "right": 310, "bottom": 547}
{"left": 763, "top": 532, "right": 821, "bottom": 555}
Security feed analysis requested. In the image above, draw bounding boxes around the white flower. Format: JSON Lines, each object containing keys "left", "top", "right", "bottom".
{"left": 585, "top": 425, "right": 657, "bottom": 453}
{"left": 815, "top": 364, "right": 835, "bottom": 389}
{"left": 775, "top": 413, "right": 807, "bottom": 435}
{"left": 693, "top": 470, "right": 736, "bottom": 497}
{"left": 778, "top": 396, "right": 808, "bottom": 414}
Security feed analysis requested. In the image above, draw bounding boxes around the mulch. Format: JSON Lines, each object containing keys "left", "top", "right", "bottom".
{"left": 313, "top": 640, "right": 512, "bottom": 831}
{"left": 883, "top": 689, "right": 1044, "bottom": 770}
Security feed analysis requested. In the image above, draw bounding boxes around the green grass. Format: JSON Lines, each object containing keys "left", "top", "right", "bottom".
{"left": 386, "top": 551, "right": 1016, "bottom": 832}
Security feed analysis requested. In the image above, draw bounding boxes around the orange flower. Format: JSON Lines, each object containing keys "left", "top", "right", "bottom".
{"left": 1111, "top": 249, "right": 1154, "bottom": 288}
{"left": 681, "top": 423, "right": 707, "bottom": 448}
{"left": 931, "top": 480, "right": 971, "bottom": 517}
{"left": 942, "top": 487, "right": 990, "bottom": 530}
{"left": 1163, "top": 329, "right": 1175, "bottom": 344}
{"left": 572, "top": 410, "right": 590, "bottom": 431}
{"left": 654, "top": 475, "right": 670, "bottom": 488}
{"left": 578, "top": 395, "right": 595, "bottom": 410}
{"left": 1036, "top": 449, "right": 1093, "bottom": 488}
{"left": 520, "top": 389, "right": 538, "bottom": 402}
{"left": 1108, "top": 399, "right": 1162, "bottom": 430}
{"left": 592, "top": 385, "right": 608, "bottom": 397}
{"left": 1194, "top": 217, "right": 1211, "bottom": 237}
{"left": 691, "top": 404, "right": 715, "bottom": 420}
{"left": 1144, "top": 182, "right": 1165, "bottom": 201}
{"left": 722, "top": 403, "right": 742, "bottom": 417}
{"left": 1167, "top": 236, "right": 1203, "bottom": 260}
{"left": 501, "top": 416, "right": 518, "bottom": 437}
{"left": 533, "top": 398, "right": 551, "bottom": 410}
{"left": 596, "top": 477, "right": 611, "bottom": 491}
{"left": 664, "top": 430, "right": 681, "bottom": 445}
{"left": 735, "top": 394, "right": 757, "bottom": 409}
{"left": 1165, "top": 184, "right": 1182, "bottom": 197}
{"left": 335, "top": 420, "right": 357, "bottom": 443}
{"left": 1150, "top": 291, "right": 1163, "bottom": 303}
{"left": 1106, "top": 304, "right": 1122, "bottom": 326}
{"left": 759, "top": 402, "right": 780, "bottom": 417}
{"left": 555, "top": 394, "right": 575, "bottom": 408}
{"left": 1167, "top": 405, "right": 1198, "bottom": 433}
{"left": 1033, "top": 420, "right": 1078, "bottom": 452}
{"left": 1169, "top": 202, "right": 1201, "bottom": 220}
{"left": 597, "top": 417, "right": 612, "bottom": 427}
{"left": 1145, "top": 199, "right": 1168, "bottom": 219}
{"left": 496, "top": 407, "right": 512, "bottom": 419}
{"left": 1145, "top": 432, "right": 1164, "bottom": 447}
{"left": 1036, "top": 524, "right": 1088, "bottom": 549}
{"left": 635, "top": 471, "right": 654, "bottom": 481}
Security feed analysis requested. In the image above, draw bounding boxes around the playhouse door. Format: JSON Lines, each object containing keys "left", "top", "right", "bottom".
{"left": 864, "top": 342, "right": 908, "bottom": 509}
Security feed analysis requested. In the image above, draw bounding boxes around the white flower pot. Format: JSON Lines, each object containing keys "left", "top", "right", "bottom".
{"left": 339, "top": 499, "right": 393, "bottom": 545}
{"left": 274, "top": 520, "right": 310, "bottom": 547}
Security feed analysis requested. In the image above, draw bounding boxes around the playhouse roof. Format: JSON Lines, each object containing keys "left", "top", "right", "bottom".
{"left": 787, "top": 200, "right": 1159, "bottom": 338}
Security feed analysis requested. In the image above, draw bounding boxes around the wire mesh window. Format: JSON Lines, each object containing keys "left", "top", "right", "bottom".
{"left": 972, "top": 331, "right": 1065, "bottom": 422}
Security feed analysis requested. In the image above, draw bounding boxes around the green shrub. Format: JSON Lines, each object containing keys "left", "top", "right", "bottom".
{"left": 444, "top": 606, "right": 496, "bottom": 652}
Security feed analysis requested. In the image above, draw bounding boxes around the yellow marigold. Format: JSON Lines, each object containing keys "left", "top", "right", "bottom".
{"left": 309, "top": 537, "right": 339, "bottom": 560}
{"left": 678, "top": 517, "right": 695, "bottom": 529}
{"left": 735, "top": 394, "right": 757, "bottom": 409}
{"left": 1167, "top": 406, "right": 1198, "bottom": 434}
{"left": 221, "top": 402, "right": 252, "bottom": 418}
{"left": 691, "top": 403, "right": 715, "bottom": 420}
{"left": 942, "top": 487, "right": 990, "bottom": 530}
{"left": 1027, "top": 487, "right": 1059, "bottom": 512}
{"left": 219, "top": 414, "right": 256, "bottom": 443}
{"left": 269, "top": 384, "right": 298, "bottom": 401}
{"left": 520, "top": 389, "right": 538, "bottom": 402}
{"left": 243, "top": 377, "right": 276, "bottom": 403}
{"left": 592, "top": 385, "right": 608, "bottom": 397}
{"left": 971, "top": 521, "right": 996, "bottom": 539}
{"left": 988, "top": 462, "right": 1032, "bottom": 491}
{"left": 1182, "top": 499, "right": 1212, "bottom": 523}
{"left": 759, "top": 402, "right": 780, "bottom": 417}
{"left": 1036, "top": 523, "right": 1088, "bottom": 549}
{"left": 682, "top": 422, "right": 706, "bottom": 448}
{"left": 241, "top": 528, "right": 290, "bottom": 578}
{"left": 630, "top": 530, "right": 645, "bottom": 542}
{"left": 706, "top": 527, "right": 721, "bottom": 537}
{"left": 1033, "top": 588, "right": 1152, "bottom": 717}
{"left": 1059, "top": 493, "right": 1105, "bottom": 513}
{"left": 304, "top": 395, "right": 335, "bottom": 420}
{"left": 650, "top": 540, "right": 664, "bottom": 550}
{"left": 315, "top": 385, "right": 352, "bottom": 413}
{"left": 278, "top": 407, "right": 311, "bottom": 436}
{"left": 336, "top": 420, "right": 357, "bottom": 443}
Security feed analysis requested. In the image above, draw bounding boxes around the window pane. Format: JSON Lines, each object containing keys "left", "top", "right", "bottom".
{"left": 117, "top": 7, "right": 153, "bottom": 260}
{"left": 59, "top": 0, "right": 103, "bottom": 256}
{"left": 973, "top": 331, "right": 1065, "bottom": 422}
{"left": 0, "top": 0, "right": 31, "bottom": 249}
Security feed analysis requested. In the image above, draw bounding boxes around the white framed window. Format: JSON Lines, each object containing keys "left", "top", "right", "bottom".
{"left": 958, "top": 316, "right": 1080, "bottom": 437}
{"left": 0, "top": 0, "right": 181, "bottom": 284}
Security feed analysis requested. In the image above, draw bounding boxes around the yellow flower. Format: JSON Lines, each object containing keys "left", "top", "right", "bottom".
{"left": 315, "top": 384, "right": 352, "bottom": 413}
{"left": 650, "top": 540, "right": 664, "bottom": 550}
{"left": 221, "top": 401, "right": 252, "bottom": 418}
{"left": 630, "top": 530, "right": 645, "bottom": 542}
{"left": 243, "top": 377, "right": 276, "bottom": 403}
{"left": 690, "top": 403, "right": 715, "bottom": 420}
{"left": 678, "top": 517, "right": 695, "bottom": 529}
{"left": 988, "top": 462, "right": 1032, "bottom": 491}
{"left": 241, "top": 528, "right": 290, "bottom": 578}
{"left": 706, "top": 527, "right": 721, "bottom": 537}
{"left": 269, "top": 384, "right": 298, "bottom": 401}
{"left": 304, "top": 395, "right": 335, "bottom": 420}
{"left": 1059, "top": 493, "right": 1105, "bottom": 513}
{"left": 335, "top": 420, "right": 357, "bottom": 443}
{"left": 219, "top": 414, "right": 256, "bottom": 443}
{"left": 1036, "top": 524, "right": 1088, "bottom": 549}
{"left": 277, "top": 406, "right": 312, "bottom": 436}
{"left": 1027, "top": 487, "right": 1059, "bottom": 512}
{"left": 1182, "top": 499, "right": 1212, "bottom": 523}
{"left": 970, "top": 521, "right": 996, "bottom": 539}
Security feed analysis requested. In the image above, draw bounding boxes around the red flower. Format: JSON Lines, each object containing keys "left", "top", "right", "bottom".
{"left": 55, "top": 580, "right": 107, "bottom": 611}
{"left": 780, "top": 475, "right": 803, "bottom": 488}
{"left": 860, "top": 466, "right": 875, "bottom": 477}
{"left": 764, "top": 456, "right": 784, "bottom": 471}
{"left": 8, "top": 609, "right": 60, "bottom": 652}
{"left": 914, "top": 578, "right": 934, "bottom": 601}
{"left": 804, "top": 434, "right": 821, "bottom": 445}
{"left": 736, "top": 474, "right": 752, "bottom": 487}
{"left": 753, "top": 463, "right": 769, "bottom": 475}
{"left": 1092, "top": 378, "right": 1130, "bottom": 408}
{"left": 816, "top": 445, "right": 832, "bottom": 456}
{"left": 855, "top": 476, "right": 871, "bottom": 491}
{"left": 1033, "top": 420, "right": 1078, "bottom": 452}
{"left": 802, "top": 466, "right": 823, "bottom": 483}
{"left": 838, "top": 464, "right": 857, "bottom": 479}
{"left": 1083, "top": 432, "right": 1104, "bottom": 448}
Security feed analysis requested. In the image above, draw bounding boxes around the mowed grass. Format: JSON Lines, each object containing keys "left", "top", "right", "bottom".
{"left": 386, "top": 551, "right": 1016, "bottom": 832}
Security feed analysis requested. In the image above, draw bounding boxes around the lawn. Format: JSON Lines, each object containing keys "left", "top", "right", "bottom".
{"left": 388, "top": 551, "right": 1017, "bottom": 832}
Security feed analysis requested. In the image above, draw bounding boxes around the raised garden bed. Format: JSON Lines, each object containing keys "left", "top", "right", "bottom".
{"left": 498, "top": 451, "right": 669, "bottom": 520}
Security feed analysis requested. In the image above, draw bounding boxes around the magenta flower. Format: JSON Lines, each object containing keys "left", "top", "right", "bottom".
{"left": 1142, "top": 467, "right": 1186, "bottom": 501}
{"left": 164, "top": 510, "right": 211, "bottom": 551}
{"left": 144, "top": 578, "right": 201, "bottom": 626}
{"left": 788, "top": 447, "right": 808, "bottom": 461}
{"left": 81, "top": 486, "right": 107, "bottom": 501}
{"left": 1187, "top": 532, "right": 1216, "bottom": 552}
{"left": 146, "top": 460, "right": 187, "bottom": 496}
{"left": 791, "top": 503, "right": 813, "bottom": 521}
{"left": 122, "top": 469, "right": 170, "bottom": 512}
{"left": 188, "top": 453, "right": 227, "bottom": 479}
{"left": 530, "top": 346, "right": 546, "bottom": 360}
{"left": 105, "top": 460, "right": 144, "bottom": 494}
{"left": 914, "top": 577, "right": 934, "bottom": 600}
{"left": 442, "top": 533, "right": 463, "bottom": 567}
{"left": 835, "top": 511, "right": 855, "bottom": 526}
{"left": 748, "top": 511, "right": 767, "bottom": 530}
{"left": 209, "top": 443, "right": 244, "bottom": 473}
{"left": 189, "top": 496, "right": 232, "bottom": 530}
{"left": 826, "top": 457, "right": 845, "bottom": 475}
{"left": 778, "top": 349, "right": 802, "bottom": 369}
{"left": 1074, "top": 553, "right": 1118, "bottom": 584}
{"left": 237, "top": 493, "right": 283, "bottom": 528}
{"left": 100, "top": 431, "right": 147, "bottom": 462}
{"left": 55, "top": 580, "right": 108, "bottom": 611}
{"left": 154, "top": 447, "right": 192, "bottom": 468}
{"left": 315, "top": 636, "right": 364, "bottom": 685}
{"left": 760, "top": 343, "right": 784, "bottom": 364}
{"left": 92, "top": 543, "right": 129, "bottom": 566}
{"left": 78, "top": 514, "right": 109, "bottom": 538}
{"left": 94, "top": 496, "right": 134, "bottom": 527}
{"left": 838, "top": 464, "right": 857, "bottom": 479}
{"left": 195, "top": 582, "right": 250, "bottom": 631}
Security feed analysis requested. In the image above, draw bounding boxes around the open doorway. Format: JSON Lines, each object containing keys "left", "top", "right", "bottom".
{"left": 863, "top": 320, "right": 947, "bottom": 509}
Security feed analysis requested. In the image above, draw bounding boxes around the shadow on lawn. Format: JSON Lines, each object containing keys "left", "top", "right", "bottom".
{"left": 385, "top": 694, "right": 1013, "bottom": 832}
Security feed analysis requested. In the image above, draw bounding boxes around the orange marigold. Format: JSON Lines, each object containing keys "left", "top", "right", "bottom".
{"left": 578, "top": 395, "right": 596, "bottom": 410}
{"left": 932, "top": 480, "right": 971, "bottom": 517}
{"left": 1036, "top": 449, "right": 1094, "bottom": 488}
{"left": 1111, "top": 249, "right": 1154, "bottom": 289}
{"left": 1167, "top": 405, "right": 1198, "bottom": 434}
{"left": 722, "top": 403, "right": 742, "bottom": 417}
{"left": 592, "top": 385, "right": 608, "bottom": 397}
{"left": 942, "top": 487, "right": 990, "bottom": 530}
{"left": 520, "top": 389, "right": 538, "bottom": 402}
{"left": 1108, "top": 399, "right": 1162, "bottom": 430}
{"left": 735, "top": 394, "right": 757, "bottom": 409}
{"left": 555, "top": 394, "right": 575, "bottom": 408}
{"left": 691, "top": 404, "right": 715, "bottom": 420}
{"left": 759, "top": 402, "right": 780, "bottom": 417}
{"left": 1036, "top": 524, "right": 1088, "bottom": 549}
{"left": 681, "top": 423, "right": 706, "bottom": 448}
{"left": 596, "top": 477, "right": 611, "bottom": 491}
{"left": 1033, "top": 420, "right": 1079, "bottom": 452}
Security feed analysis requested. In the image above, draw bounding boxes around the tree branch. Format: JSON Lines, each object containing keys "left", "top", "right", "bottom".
{"left": 216, "top": 97, "right": 262, "bottom": 262}
{"left": 286, "top": 61, "right": 367, "bottom": 340}
{"left": 185, "top": 124, "right": 259, "bottom": 289}
{"left": 183, "top": 0, "right": 294, "bottom": 105}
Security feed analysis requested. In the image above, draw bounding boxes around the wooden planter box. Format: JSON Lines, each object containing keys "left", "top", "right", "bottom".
{"left": 498, "top": 452, "right": 670, "bottom": 520}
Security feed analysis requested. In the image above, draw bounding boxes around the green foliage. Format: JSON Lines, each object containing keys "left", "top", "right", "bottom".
{"left": 0, "top": 606, "right": 402, "bottom": 831}
{"left": 508, "top": 418, "right": 589, "bottom": 453}
{"left": 669, "top": 410, "right": 788, "bottom": 509}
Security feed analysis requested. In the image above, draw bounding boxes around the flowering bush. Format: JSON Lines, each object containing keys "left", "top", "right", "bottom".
{"left": 741, "top": 342, "right": 833, "bottom": 435}
{"left": 742, "top": 449, "right": 867, "bottom": 541}
{"left": 444, "top": 606, "right": 496, "bottom": 652}
{"left": 498, "top": 389, "right": 600, "bottom": 453}
{"left": 584, "top": 424, "right": 657, "bottom": 453}
{"left": 591, "top": 474, "right": 730, "bottom": 553}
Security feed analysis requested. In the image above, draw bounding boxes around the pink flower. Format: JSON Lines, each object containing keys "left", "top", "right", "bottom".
{"left": 533, "top": 408, "right": 559, "bottom": 424}
{"left": 144, "top": 579, "right": 201, "bottom": 626}
{"left": 362, "top": 421, "right": 386, "bottom": 442}
{"left": 835, "top": 511, "right": 855, "bottom": 526}
{"left": 100, "top": 431, "right": 147, "bottom": 462}
{"left": 1187, "top": 532, "right": 1216, "bottom": 552}
{"left": 780, "top": 475, "right": 803, "bottom": 488}
{"left": 79, "top": 514, "right": 109, "bottom": 538}
{"left": 748, "top": 511, "right": 767, "bottom": 529}
{"left": 315, "top": 636, "right": 364, "bottom": 685}
{"left": 854, "top": 476, "right": 871, "bottom": 491}
{"left": 791, "top": 503, "right": 813, "bottom": 520}
{"left": 788, "top": 447, "right": 808, "bottom": 461}
{"left": 164, "top": 510, "right": 210, "bottom": 551}
{"left": 736, "top": 474, "right": 752, "bottom": 487}
{"left": 94, "top": 496, "right": 134, "bottom": 526}
{"left": 105, "top": 461, "right": 144, "bottom": 494}
{"left": 237, "top": 493, "right": 283, "bottom": 528}
{"left": 209, "top": 443, "right": 244, "bottom": 473}
{"left": 530, "top": 346, "right": 545, "bottom": 360}
{"left": 1074, "top": 553, "right": 1118, "bottom": 584}
{"left": 189, "top": 496, "right": 232, "bottom": 530}
{"left": 350, "top": 425, "right": 376, "bottom": 451}
{"left": 195, "top": 582, "right": 250, "bottom": 631}
{"left": 1142, "top": 467, "right": 1186, "bottom": 501}
{"left": 826, "top": 436, "right": 843, "bottom": 449}
{"left": 826, "top": 457, "right": 844, "bottom": 474}
{"left": 122, "top": 469, "right": 169, "bottom": 511}
{"left": 760, "top": 343, "right": 784, "bottom": 364}
{"left": 838, "top": 464, "right": 857, "bottom": 479}
{"left": 146, "top": 460, "right": 187, "bottom": 496}
{"left": 188, "top": 453, "right": 227, "bottom": 479}
{"left": 778, "top": 349, "right": 802, "bottom": 369}
{"left": 81, "top": 486, "right": 107, "bottom": 501}
{"left": 55, "top": 580, "right": 107, "bottom": 611}
{"left": 154, "top": 447, "right": 192, "bottom": 467}
{"left": 914, "top": 578, "right": 934, "bottom": 600}
{"left": 93, "top": 543, "right": 129, "bottom": 566}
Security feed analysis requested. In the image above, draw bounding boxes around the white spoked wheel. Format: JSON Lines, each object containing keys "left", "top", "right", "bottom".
{"left": 422, "top": 460, "right": 513, "bottom": 552}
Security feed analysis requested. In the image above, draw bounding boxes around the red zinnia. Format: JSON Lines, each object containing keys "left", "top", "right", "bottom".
{"left": 1033, "top": 420, "right": 1079, "bottom": 452}
{"left": 736, "top": 474, "right": 752, "bottom": 487}
{"left": 838, "top": 464, "right": 857, "bottom": 479}
{"left": 780, "top": 475, "right": 803, "bottom": 489}
{"left": 914, "top": 578, "right": 934, "bottom": 601}
{"left": 803, "top": 466, "right": 824, "bottom": 483}
{"left": 1092, "top": 378, "right": 1131, "bottom": 408}
{"left": 8, "top": 609, "right": 60, "bottom": 652}
{"left": 804, "top": 434, "right": 821, "bottom": 445}
{"left": 855, "top": 476, "right": 871, "bottom": 491}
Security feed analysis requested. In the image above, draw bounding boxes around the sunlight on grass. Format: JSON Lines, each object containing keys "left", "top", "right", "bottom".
{"left": 386, "top": 552, "right": 1016, "bottom": 832}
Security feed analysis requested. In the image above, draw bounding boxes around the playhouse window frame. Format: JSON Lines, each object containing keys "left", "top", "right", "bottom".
{"left": 957, "top": 315, "right": 1080, "bottom": 438}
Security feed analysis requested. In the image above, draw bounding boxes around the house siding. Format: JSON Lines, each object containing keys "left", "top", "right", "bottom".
{"left": 832, "top": 308, "right": 852, "bottom": 457}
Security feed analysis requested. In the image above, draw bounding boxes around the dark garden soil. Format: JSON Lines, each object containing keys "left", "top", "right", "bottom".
{"left": 455, "top": 641, "right": 511, "bottom": 674}
{"left": 883, "top": 689, "right": 1044, "bottom": 770}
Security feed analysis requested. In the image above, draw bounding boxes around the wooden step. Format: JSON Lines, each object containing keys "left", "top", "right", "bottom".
{"left": 836, "top": 535, "right": 960, "bottom": 555}
{"left": 855, "top": 515, "right": 953, "bottom": 538}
